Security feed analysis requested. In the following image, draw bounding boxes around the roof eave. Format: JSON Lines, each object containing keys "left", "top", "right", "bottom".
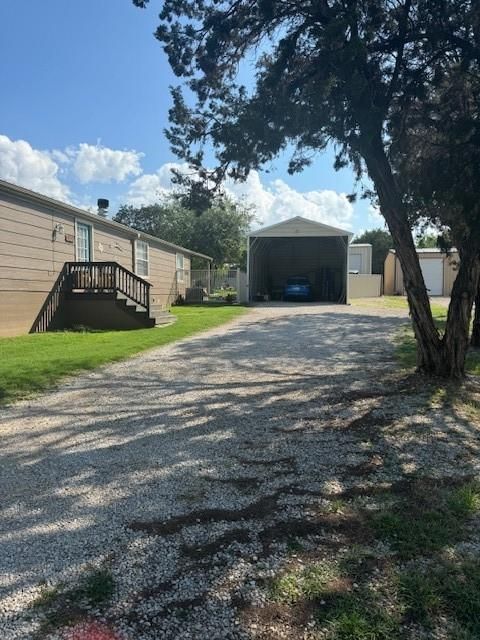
{"left": 249, "top": 215, "right": 353, "bottom": 238}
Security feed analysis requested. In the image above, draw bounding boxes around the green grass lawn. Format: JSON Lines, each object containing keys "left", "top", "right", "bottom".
{"left": 266, "top": 480, "right": 480, "bottom": 639}
{"left": 0, "top": 304, "right": 247, "bottom": 405}
{"left": 393, "top": 302, "right": 480, "bottom": 375}
{"left": 353, "top": 296, "right": 480, "bottom": 375}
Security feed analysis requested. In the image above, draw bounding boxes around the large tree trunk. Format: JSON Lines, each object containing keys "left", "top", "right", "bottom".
{"left": 442, "top": 245, "right": 480, "bottom": 377}
{"left": 472, "top": 282, "right": 480, "bottom": 348}
{"left": 361, "top": 139, "right": 445, "bottom": 373}
{"left": 361, "top": 136, "right": 478, "bottom": 377}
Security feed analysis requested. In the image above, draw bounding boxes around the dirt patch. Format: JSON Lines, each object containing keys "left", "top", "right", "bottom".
{"left": 347, "top": 454, "right": 384, "bottom": 477}
{"left": 259, "top": 511, "right": 373, "bottom": 551}
{"left": 237, "top": 456, "right": 297, "bottom": 468}
{"left": 182, "top": 528, "right": 252, "bottom": 560}
{"left": 345, "top": 408, "right": 394, "bottom": 437}
{"left": 203, "top": 476, "right": 261, "bottom": 490}
{"left": 129, "top": 493, "right": 282, "bottom": 536}
{"left": 238, "top": 600, "right": 316, "bottom": 640}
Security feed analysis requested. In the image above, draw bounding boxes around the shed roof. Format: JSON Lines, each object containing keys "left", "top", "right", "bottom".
{"left": 0, "top": 178, "right": 212, "bottom": 261}
{"left": 249, "top": 216, "right": 353, "bottom": 239}
{"left": 388, "top": 247, "right": 458, "bottom": 255}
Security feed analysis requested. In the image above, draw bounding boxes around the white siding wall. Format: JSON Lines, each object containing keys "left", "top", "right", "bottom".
{"left": 349, "top": 274, "right": 382, "bottom": 298}
{"left": 348, "top": 245, "right": 372, "bottom": 274}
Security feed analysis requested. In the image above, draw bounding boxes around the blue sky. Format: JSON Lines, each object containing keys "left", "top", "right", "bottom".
{"left": 0, "top": 0, "right": 382, "bottom": 234}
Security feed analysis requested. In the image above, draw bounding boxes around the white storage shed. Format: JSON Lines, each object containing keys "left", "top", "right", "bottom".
{"left": 349, "top": 244, "right": 372, "bottom": 274}
{"left": 384, "top": 248, "right": 459, "bottom": 297}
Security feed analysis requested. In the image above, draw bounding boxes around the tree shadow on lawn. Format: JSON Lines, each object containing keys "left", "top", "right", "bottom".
{"left": 1, "top": 309, "right": 480, "bottom": 638}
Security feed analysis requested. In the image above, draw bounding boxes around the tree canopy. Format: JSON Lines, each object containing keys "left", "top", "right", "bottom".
{"left": 353, "top": 229, "right": 393, "bottom": 274}
{"left": 134, "top": 0, "right": 480, "bottom": 377}
{"left": 416, "top": 234, "right": 439, "bottom": 250}
{"left": 114, "top": 195, "right": 253, "bottom": 268}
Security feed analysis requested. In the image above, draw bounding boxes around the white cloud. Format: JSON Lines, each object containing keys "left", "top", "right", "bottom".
{"left": 0, "top": 134, "right": 71, "bottom": 201}
{"left": 71, "top": 143, "right": 143, "bottom": 184}
{"left": 226, "top": 173, "right": 354, "bottom": 229}
{"left": 125, "top": 164, "right": 354, "bottom": 230}
{"left": 0, "top": 134, "right": 146, "bottom": 204}
{"left": 125, "top": 162, "right": 183, "bottom": 206}
{"left": 0, "top": 132, "right": 355, "bottom": 232}
{"left": 367, "top": 204, "right": 384, "bottom": 226}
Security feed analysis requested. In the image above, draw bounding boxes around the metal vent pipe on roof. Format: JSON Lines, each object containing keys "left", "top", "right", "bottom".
{"left": 97, "top": 198, "right": 109, "bottom": 218}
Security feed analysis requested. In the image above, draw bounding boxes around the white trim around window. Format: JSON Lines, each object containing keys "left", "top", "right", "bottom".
{"left": 176, "top": 253, "right": 184, "bottom": 281}
{"left": 135, "top": 239, "right": 149, "bottom": 277}
{"left": 75, "top": 219, "right": 93, "bottom": 262}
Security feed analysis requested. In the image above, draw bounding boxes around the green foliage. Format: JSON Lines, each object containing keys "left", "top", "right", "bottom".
{"left": 400, "top": 560, "right": 480, "bottom": 635}
{"left": 372, "top": 483, "right": 480, "bottom": 559}
{"left": 133, "top": 1, "right": 480, "bottom": 229}
{"left": 352, "top": 229, "right": 393, "bottom": 275}
{"left": 0, "top": 305, "right": 247, "bottom": 404}
{"left": 114, "top": 194, "right": 253, "bottom": 267}
{"left": 416, "top": 234, "right": 439, "bottom": 249}
{"left": 270, "top": 562, "right": 339, "bottom": 604}
{"left": 393, "top": 69, "right": 480, "bottom": 249}
{"left": 267, "top": 478, "right": 480, "bottom": 638}
{"left": 83, "top": 569, "right": 115, "bottom": 604}
{"left": 372, "top": 508, "right": 457, "bottom": 558}
{"left": 32, "top": 584, "right": 61, "bottom": 609}
{"left": 399, "top": 571, "right": 443, "bottom": 624}
{"left": 322, "top": 594, "right": 400, "bottom": 640}
{"left": 449, "top": 482, "right": 480, "bottom": 517}
{"left": 31, "top": 568, "right": 115, "bottom": 635}
{"left": 396, "top": 305, "right": 480, "bottom": 375}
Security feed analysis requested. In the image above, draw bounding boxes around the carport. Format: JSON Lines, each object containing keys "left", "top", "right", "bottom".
{"left": 247, "top": 216, "right": 353, "bottom": 303}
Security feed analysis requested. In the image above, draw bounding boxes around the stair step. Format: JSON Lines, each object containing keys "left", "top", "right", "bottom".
{"left": 149, "top": 311, "right": 176, "bottom": 326}
{"left": 116, "top": 292, "right": 147, "bottom": 312}
{"left": 154, "top": 316, "right": 176, "bottom": 326}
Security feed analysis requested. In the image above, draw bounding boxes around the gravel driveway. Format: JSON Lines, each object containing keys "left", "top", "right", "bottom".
{"left": 1, "top": 303, "right": 479, "bottom": 639}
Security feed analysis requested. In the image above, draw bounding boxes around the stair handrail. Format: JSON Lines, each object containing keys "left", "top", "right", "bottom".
{"left": 30, "top": 263, "right": 70, "bottom": 333}
{"left": 65, "top": 262, "right": 151, "bottom": 313}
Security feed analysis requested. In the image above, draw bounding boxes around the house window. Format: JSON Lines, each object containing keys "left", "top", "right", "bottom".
{"left": 76, "top": 222, "right": 92, "bottom": 261}
{"left": 176, "top": 253, "right": 184, "bottom": 281}
{"left": 135, "top": 240, "right": 149, "bottom": 276}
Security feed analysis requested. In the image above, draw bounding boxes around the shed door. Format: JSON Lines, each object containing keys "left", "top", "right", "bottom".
{"left": 419, "top": 258, "right": 443, "bottom": 295}
{"left": 350, "top": 254, "right": 362, "bottom": 273}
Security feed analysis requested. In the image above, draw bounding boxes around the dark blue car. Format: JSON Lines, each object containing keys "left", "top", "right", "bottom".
{"left": 283, "top": 276, "right": 313, "bottom": 301}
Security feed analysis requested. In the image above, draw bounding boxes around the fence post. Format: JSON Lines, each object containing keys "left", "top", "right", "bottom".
{"left": 236, "top": 268, "right": 240, "bottom": 302}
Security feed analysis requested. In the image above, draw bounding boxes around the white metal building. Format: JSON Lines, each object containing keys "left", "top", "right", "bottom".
{"left": 247, "top": 217, "right": 353, "bottom": 303}
{"left": 349, "top": 244, "right": 372, "bottom": 274}
{"left": 384, "top": 248, "right": 459, "bottom": 296}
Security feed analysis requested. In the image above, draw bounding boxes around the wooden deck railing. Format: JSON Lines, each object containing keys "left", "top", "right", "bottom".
{"left": 31, "top": 261, "right": 151, "bottom": 333}
{"left": 66, "top": 262, "right": 151, "bottom": 311}
{"left": 30, "top": 263, "right": 70, "bottom": 333}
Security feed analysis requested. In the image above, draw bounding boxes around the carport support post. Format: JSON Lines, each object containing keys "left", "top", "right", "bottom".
{"left": 246, "top": 237, "right": 250, "bottom": 302}
{"left": 345, "top": 236, "right": 350, "bottom": 304}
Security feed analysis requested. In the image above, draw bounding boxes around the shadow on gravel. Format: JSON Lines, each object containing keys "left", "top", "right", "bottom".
{"left": 2, "top": 309, "right": 480, "bottom": 638}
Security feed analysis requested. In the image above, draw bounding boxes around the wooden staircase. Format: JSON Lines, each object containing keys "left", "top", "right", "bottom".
{"left": 32, "top": 262, "right": 174, "bottom": 332}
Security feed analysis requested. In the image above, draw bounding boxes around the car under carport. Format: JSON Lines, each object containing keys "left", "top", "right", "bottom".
{"left": 247, "top": 216, "right": 353, "bottom": 303}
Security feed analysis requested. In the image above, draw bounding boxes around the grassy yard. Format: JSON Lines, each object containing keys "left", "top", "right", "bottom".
{"left": 353, "top": 296, "right": 480, "bottom": 375}
{"left": 0, "top": 304, "right": 247, "bottom": 405}
{"left": 266, "top": 478, "right": 480, "bottom": 639}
